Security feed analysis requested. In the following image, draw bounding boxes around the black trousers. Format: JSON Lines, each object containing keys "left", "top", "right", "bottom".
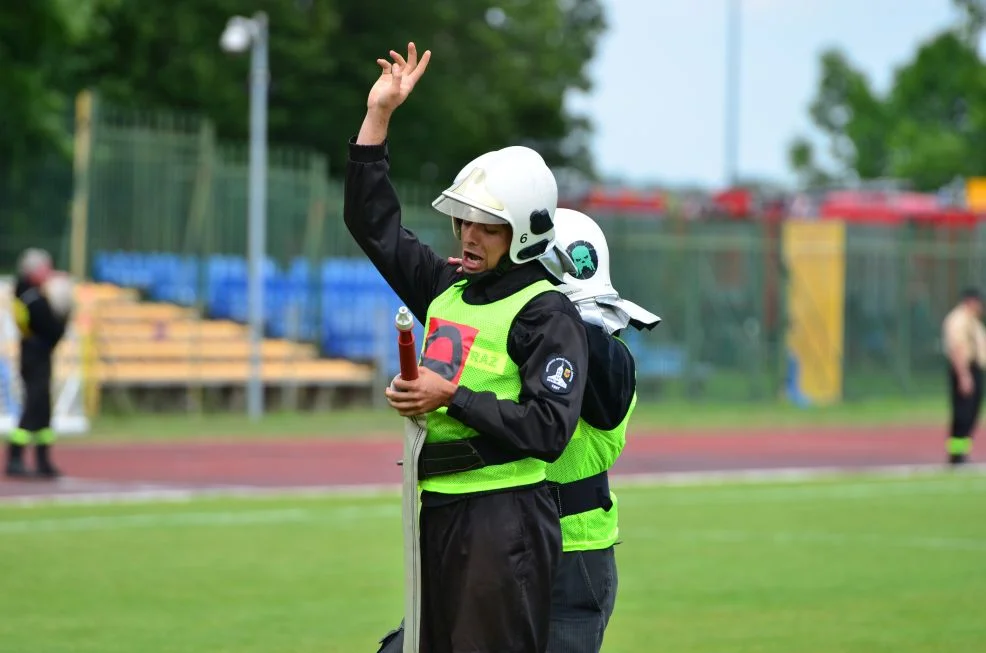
{"left": 18, "top": 356, "right": 52, "bottom": 433}
{"left": 949, "top": 363, "right": 983, "bottom": 441}
{"left": 378, "top": 484, "right": 561, "bottom": 653}
{"left": 546, "top": 547, "right": 618, "bottom": 653}
{"left": 376, "top": 545, "right": 618, "bottom": 653}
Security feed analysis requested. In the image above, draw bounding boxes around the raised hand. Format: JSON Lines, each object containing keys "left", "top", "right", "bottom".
{"left": 366, "top": 42, "right": 432, "bottom": 114}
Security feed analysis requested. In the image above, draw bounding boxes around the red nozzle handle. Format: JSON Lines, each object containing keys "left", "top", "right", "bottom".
{"left": 395, "top": 307, "right": 418, "bottom": 381}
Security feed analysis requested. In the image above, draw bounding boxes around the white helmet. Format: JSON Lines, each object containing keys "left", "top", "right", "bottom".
{"left": 541, "top": 208, "right": 661, "bottom": 332}
{"left": 18, "top": 248, "right": 52, "bottom": 279}
{"left": 432, "top": 146, "right": 558, "bottom": 265}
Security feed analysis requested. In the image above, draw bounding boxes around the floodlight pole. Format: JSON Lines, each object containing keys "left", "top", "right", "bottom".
{"left": 724, "top": 0, "right": 741, "bottom": 187}
{"left": 222, "top": 12, "right": 270, "bottom": 420}
{"left": 246, "top": 13, "right": 269, "bottom": 421}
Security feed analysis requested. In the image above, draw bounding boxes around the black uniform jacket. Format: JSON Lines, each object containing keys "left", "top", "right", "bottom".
{"left": 582, "top": 323, "right": 636, "bottom": 432}
{"left": 14, "top": 276, "right": 68, "bottom": 370}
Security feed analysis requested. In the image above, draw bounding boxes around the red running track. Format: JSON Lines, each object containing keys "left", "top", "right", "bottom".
{"left": 0, "top": 425, "right": 965, "bottom": 501}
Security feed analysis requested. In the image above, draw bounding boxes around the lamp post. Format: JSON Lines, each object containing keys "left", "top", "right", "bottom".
{"left": 221, "top": 13, "right": 269, "bottom": 420}
{"left": 724, "top": 0, "right": 741, "bottom": 187}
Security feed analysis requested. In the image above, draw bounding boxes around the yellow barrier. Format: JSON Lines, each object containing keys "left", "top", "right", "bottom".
{"left": 782, "top": 220, "right": 846, "bottom": 405}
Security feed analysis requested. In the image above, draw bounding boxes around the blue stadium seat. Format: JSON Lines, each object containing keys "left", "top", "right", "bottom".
{"left": 90, "top": 250, "right": 425, "bottom": 370}
{"left": 319, "top": 258, "right": 409, "bottom": 361}
{"left": 150, "top": 254, "right": 199, "bottom": 306}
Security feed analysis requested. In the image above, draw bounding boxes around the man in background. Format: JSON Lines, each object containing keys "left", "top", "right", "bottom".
{"left": 941, "top": 287, "right": 986, "bottom": 466}
{"left": 4, "top": 248, "right": 70, "bottom": 478}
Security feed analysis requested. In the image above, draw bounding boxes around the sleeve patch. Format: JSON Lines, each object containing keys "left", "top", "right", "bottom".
{"left": 541, "top": 356, "right": 576, "bottom": 395}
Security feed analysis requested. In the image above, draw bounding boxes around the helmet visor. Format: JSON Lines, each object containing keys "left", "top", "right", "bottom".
{"left": 433, "top": 195, "right": 507, "bottom": 225}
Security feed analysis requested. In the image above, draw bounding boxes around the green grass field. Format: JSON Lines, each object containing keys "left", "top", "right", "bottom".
{"left": 83, "top": 394, "right": 951, "bottom": 441}
{"left": 1, "top": 471, "right": 984, "bottom": 652}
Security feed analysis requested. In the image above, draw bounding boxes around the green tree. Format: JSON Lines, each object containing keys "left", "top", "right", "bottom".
{"left": 79, "top": 0, "right": 606, "bottom": 182}
{"left": 0, "top": 0, "right": 116, "bottom": 171}
{"left": 788, "top": 49, "right": 889, "bottom": 186}
{"left": 954, "top": 0, "right": 986, "bottom": 43}
{"left": 787, "top": 137, "right": 831, "bottom": 188}
{"left": 790, "top": 25, "right": 986, "bottom": 191}
{"left": 1, "top": 0, "right": 607, "bottom": 253}
{"left": 0, "top": 0, "right": 119, "bottom": 264}
{"left": 885, "top": 31, "right": 986, "bottom": 189}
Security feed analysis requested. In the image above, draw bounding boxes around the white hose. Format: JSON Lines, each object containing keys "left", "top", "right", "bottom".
{"left": 402, "top": 414, "right": 427, "bottom": 653}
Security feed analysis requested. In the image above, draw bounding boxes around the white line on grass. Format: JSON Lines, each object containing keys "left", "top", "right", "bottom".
{"left": 0, "top": 505, "right": 400, "bottom": 534}
{"left": 664, "top": 529, "right": 986, "bottom": 552}
{"left": 0, "top": 482, "right": 402, "bottom": 508}
{"left": 621, "top": 476, "right": 986, "bottom": 505}
{"left": 5, "top": 504, "right": 983, "bottom": 554}
{"left": 611, "top": 463, "right": 986, "bottom": 490}
{"left": 1, "top": 463, "right": 983, "bottom": 508}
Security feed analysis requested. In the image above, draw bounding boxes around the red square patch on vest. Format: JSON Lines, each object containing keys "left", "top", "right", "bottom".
{"left": 421, "top": 318, "right": 479, "bottom": 384}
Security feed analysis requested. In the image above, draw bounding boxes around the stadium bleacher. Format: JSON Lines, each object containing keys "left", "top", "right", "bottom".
{"left": 91, "top": 251, "right": 425, "bottom": 365}
{"left": 89, "top": 251, "right": 704, "bottom": 401}
{"left": 1, "top": 253, "right": 433, "bottom": 414}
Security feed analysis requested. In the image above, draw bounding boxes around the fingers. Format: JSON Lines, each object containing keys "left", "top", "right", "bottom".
{"left": 406, "top": 42, "right": 418, "bottom": 69}
{"left": 391, "top": 376, "right": 416, "bottom": 392}
{"left": 381, "top": 43, "right": 430, "bottom": 84}
{"left": 390, "top": 63, "right": 402, "bottom": 91}
{"left": 386, "top": 396, "right": 418, "bottom": 417}
{"left": 385, "top": 387, "right": 423, "bottom": 416}
{"left": 409, "top": 49, "right": 432, "bottom": 82}
{"left": 385, "top": 386, "right": 414, "bottom": 405}
{"left": 395, "top": 42, "right": 419, "bottom": 73}
{"left": 389, "top": 49, "right": 408, "bottom": 68}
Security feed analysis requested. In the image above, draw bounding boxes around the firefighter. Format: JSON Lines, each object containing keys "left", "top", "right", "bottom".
{"left": 5, "top": 248, "right": 70, "bottom": 478}
{"left": 346, "top": 43, "right": 588, "bottom": 652}
{"left": 373, "top": 210, "right": 661, "bottom": 653}
{"left": 539, "top": 208, "right": 660, "bottom": 652}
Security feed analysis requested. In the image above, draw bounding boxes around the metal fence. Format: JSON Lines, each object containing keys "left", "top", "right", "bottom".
{"left": 842, "top": 223, "right": 986, "bottom": 399}
{"left": 5, "top": 93, "right": 986, "bottom": 406}
{"left": 81, "top": 98, "right": 450, "bottom": 269}
{"left": 0, "top": 155, "right": 73, "bottom": 272}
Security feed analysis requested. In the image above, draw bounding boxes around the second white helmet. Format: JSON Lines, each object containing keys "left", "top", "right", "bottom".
{"left": 432, "top": 146, "right": 559, "bottom": 265}
{"left": 542, "top": 208, "right": 661, "bottom": 332}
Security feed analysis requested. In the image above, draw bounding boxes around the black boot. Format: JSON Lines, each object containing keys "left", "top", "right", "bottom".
{"left": 949, "top": 452, "right": 969, "bottom": 466}
{"left": 34, "top": 444, "right": 62, "bottom": 479}
{"left": 4, "top": 442, "right": 29, "bottom": 478}
{"left": 376, "top": 620, "right": 405, "bottom": 653}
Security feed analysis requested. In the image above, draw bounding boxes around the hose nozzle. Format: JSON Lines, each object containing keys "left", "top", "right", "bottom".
{"left": 395, "top": 306, "right": 414, "bottom": 332}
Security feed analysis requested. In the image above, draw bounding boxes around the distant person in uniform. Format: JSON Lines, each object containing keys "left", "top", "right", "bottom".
{"left": 4, "top": 248, "right": 71, "bottom": 478}
{"left": 941, "top": 287, "right": 986, "bottom": 466}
